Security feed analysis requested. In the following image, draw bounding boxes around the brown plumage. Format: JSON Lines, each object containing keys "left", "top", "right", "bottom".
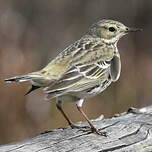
{"left": 5, "top": 19, "right": 141, "bottom": 135}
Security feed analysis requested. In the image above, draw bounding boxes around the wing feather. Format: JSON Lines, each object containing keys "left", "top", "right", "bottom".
{"left": 44, "top": 36, "right": 116, "bottom": 98}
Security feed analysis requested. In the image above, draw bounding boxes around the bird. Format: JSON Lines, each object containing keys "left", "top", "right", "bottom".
{"left": 5, "top": 19, "right": 141, "bottom": 136}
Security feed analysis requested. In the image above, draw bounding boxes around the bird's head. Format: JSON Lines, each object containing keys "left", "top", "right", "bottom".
{"left": 88, "top": 19, "right": 142, "bottom": 43}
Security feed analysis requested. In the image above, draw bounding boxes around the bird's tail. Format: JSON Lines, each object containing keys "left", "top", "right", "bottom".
{"left": 5, "top": 74, "right": 42, "bottom": 95}
{"left": 5, "top": 74, "right": 36, "bottom": 83}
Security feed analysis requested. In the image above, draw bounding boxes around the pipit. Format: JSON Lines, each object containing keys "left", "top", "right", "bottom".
{"left": 5, "top": 19, "right": 141, "bottom": 136}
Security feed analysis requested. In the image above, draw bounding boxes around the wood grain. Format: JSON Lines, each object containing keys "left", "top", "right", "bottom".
{"left": 0, "top": 106, "right": 152, "bottom": 152}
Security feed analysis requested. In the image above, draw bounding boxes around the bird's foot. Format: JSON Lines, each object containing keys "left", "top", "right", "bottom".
{"left": 91, "top": 127, "right": 107, "bottom": 136}
{"left": 70, "top": 123, "right": 107, "bottom": 136}
{"left": 79, "top": 127, "right": 107, "bottom": 136}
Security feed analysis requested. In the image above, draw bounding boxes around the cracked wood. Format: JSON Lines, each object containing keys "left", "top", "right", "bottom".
{"left": 0, "top": 106, "right": 152, "bottom": 152}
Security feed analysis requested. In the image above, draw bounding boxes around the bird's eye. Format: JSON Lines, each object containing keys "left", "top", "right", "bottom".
{"left": 108, "top": 27, "right": 116, "bottom": 32}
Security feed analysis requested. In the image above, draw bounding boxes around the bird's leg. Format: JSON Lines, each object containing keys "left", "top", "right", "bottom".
{"left": 76, "top": 99, "right": 107, "bottom": 136}
{"left": 56, "top": 100, "right": 88, "bottom": 129}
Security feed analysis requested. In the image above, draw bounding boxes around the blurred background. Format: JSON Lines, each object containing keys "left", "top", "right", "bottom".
{"left": 0, "top": 0, "right": 152, "bottom": 144}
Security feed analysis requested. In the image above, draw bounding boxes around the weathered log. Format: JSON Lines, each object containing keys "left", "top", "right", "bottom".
{"left": 0, "top": 106, "right": 152, "bottom": 152}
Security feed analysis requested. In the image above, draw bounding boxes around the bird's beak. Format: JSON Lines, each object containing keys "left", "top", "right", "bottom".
{"left": 126, "top": 27, "right": 143, "bottom": 33}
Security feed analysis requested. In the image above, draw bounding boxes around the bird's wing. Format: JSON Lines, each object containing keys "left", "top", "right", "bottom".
{"left": 44, "top": 37, "right": 117, "bottom": 98}
{"left": 38, "top": 37, "right": 95, "bottom": 80}
{"left": 44, "top": 61, "right": 110, "bottom": 92}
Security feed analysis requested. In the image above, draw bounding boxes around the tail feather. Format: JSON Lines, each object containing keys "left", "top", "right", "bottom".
{"left": 24, "top": 85, "right": 40, "bottom": 95}
{"left": 4, "top": 75, "right": 32, "bottom": 83}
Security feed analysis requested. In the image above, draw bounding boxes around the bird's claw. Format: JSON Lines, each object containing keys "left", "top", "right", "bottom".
{"left": 91, "top": 128, "right": 107, "bottom": 136}
{"left": 75, "top": 126, "right": 107, "bottom": 137}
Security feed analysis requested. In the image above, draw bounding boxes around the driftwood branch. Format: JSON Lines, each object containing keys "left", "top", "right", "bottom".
{"left": 1, "top": 106, "right": 152, "bottom": 152}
